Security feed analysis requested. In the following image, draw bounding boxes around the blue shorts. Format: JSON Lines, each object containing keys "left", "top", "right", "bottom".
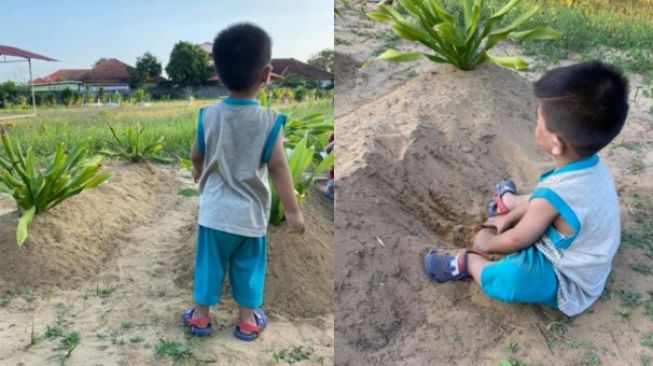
{"left": 193, "top": 225, "right": 266, "bottom": 309}
{"left": 480, "top": 245, "right": 558, "bottom": 309}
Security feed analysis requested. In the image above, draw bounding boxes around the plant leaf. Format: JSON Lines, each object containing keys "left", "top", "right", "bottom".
{"left": 509, "top": 27, "right": 562, "bottom": 41}
{"left": 376, "top": 49, "right": 424, "bottom": 63}
{"left": 16, "top": 206, "right": 36, "bottom": 246}
{"left": 485, "top": 53, "right": 528, "bottom": 70}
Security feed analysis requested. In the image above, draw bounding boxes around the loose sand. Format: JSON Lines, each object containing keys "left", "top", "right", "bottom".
{"left": 335, "top": 2, "right": 653, "bottom": 365}
{"left": 0, "top": 163, "right": 334, "bottom": 365}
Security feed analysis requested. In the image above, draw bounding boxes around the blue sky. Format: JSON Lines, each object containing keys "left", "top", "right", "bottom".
{"left": 0, "top": 0, "right": 334, "bottom": 82}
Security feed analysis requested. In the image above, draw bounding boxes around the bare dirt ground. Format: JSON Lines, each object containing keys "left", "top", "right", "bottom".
{"left": 0, "top": 163, "right": 334, "bottom": 365}
{"left": 335, "top": 2, "right": 653, "bottom": 365}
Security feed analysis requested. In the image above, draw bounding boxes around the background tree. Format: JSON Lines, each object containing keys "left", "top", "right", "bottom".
{"left": 0, "top": 81, "right": 18, "bottom": 104}
{"left": 165, "top": 41, "right": 213, "bottom": 87}
{"left": 94, "top": 58, "right": 108, "bottom": 67}
{"left": 308, "top": 49, "right": 334, "bottom": 73}
{"left": 61, "top": 88, "right": 74, "bottom": 106}
{"left": 129, "top": 52, "right": 162, "bottom": 88}
{"left": 97, "top": 87, "right": 106, "bottom": 103}
{"left": 276, "top": 74, "right": 304, "bottom": 89}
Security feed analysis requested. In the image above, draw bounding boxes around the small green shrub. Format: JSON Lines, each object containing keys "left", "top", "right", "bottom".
{"left": 102, "top": 123, "right": 173, "bottom": 163}
{"left": 367, "top": 0, "right": 560, "bottom": 70}
{"left": 42, "top": 93, "right": 57, "bottom": 107}
{"left": 131, "top": 88, "right": 149, "bottom": 103}
{"left": 61, "top": 88, "right": 75, "bottom": 107}
{"left": 269, "top": 136, "right": 334, "bottom": 225}
{"left": 0, "top": 130, "right": 113, "bottom": 245}
{"left": 16, "top": 95, "right": 28, "bottom": 110}
{"left": 293, "top": 87, "right": 307, "bottom": 102}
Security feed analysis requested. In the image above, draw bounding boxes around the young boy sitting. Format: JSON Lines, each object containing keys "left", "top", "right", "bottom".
{"left": 424, "top": 61, "right": 629, "bottom": 317}
{"left": 183, "top": 23, "right": 305, "bottom": 339}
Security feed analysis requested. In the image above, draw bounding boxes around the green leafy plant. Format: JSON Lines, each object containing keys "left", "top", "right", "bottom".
{"left": 0, "top": 130, "right": 112, "bottom": 245}
{"left": 269, "top": 136, "right": 334, "bottom": 225}
{"left": 367, "top": 0, "right": 560, "bottom": 70}
{"left": 102, "top": 123, "right": 173, "bottom": 163}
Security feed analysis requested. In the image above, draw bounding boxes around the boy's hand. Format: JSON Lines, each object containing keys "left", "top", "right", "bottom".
{"left": 192, "top": 167, "right": 202, "bottom": 183}
{"left": 473, "top": 228, "right": 495, "bottom": 253}
{"left": 286, "top": 209, "right": 305, "bottom": 234}
{"left": 483, "top": 215, "right": 512, "bottom": 234}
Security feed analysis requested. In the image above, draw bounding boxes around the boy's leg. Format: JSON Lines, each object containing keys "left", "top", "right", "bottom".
{"left": 229, "top": 235, "right": 267, "bottom": 333}
{"left": 192, "top": 226, "right": 235, "bottom": 320}
{"left": 465, "top": 251, "right": 490, "bottom": 285}
{"left": 472, "top": 246, "right": 558, "bottom": 306}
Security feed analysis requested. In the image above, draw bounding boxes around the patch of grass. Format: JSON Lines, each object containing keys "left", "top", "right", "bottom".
{"left": 120, "top": 321, "right": 133, "bottom": 331}
{"left": 642, "top": 355, "right": 651, "bottom": 366}
{"left": 129, "top": 336, "right": 145, "bottom": 344}
{"left": 643, "top": 300, "right": 653, "bottom": 321}
{"left": 617, "top": 290, "right": 643, "bottom": 308}
{"left": 505, "top": 340, "right": 519, "bottom": 354}
{"left": 453, "top": 0, "right": 653, "bottom": 78}
{"left": 43, "top": 326, "right": 66, "bottom": 340}
{"left": 585, "top": 351, "right": 600, "bottom": 365}
{"left": 1, "top": 100, "right": 333, "bottom": 166}
{"left": 548, "top": 318, "right": 571, "bottom": 336}
{"left": 96, "top": 283, "right": 114, "bottom": 298}
{"left": 632, "top": 264, "right": 653, "bottom": 276}
{"left": 0, "top": 296, "right": 10, "bottom": 307}
{"left": 642, "top": 331, "right": 653, "bottom": 349}
{"left": 268, "top": 345, "right": 318, "bottom": 365}
{"left": 629, "top": 158, "right": 646, "bottom": 175}
{"left": 178, "top": 188, "right": 199, "bottom": 197}
{"left": 499, "top": 360, "right": 529, "bottom": 366}
{"left": 155, "top": 338, "right": 193, "bottom": 364}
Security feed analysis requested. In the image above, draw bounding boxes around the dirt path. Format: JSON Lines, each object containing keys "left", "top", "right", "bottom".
{"left": 0, "top": 164, "right": 333, "bottom": 365}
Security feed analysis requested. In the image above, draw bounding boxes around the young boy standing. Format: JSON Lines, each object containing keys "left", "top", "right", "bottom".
{"left": 424, "top": 61, "right": 629, "bottom": 317}
{"left": 183, "top": 23, "right": 305, "bottom": 339}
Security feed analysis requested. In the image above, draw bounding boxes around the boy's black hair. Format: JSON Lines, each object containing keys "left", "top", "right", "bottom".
{"left": 534, "top": 61, "right": 629, "bottom": 157}
{"left": 212, "top": 23, "right": 271, "bottom": 92}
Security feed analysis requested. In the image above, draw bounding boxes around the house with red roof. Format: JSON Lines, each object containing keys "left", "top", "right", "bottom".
{"left": 200, "top": 42, "right": 333, "bottom": 87}
{"left": 32, "top": 58, "right": 164, "bottom": 93}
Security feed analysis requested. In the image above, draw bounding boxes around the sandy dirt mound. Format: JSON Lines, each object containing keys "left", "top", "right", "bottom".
{"left": 0, "top": 164, "right": 334, "bottom": 365}
{"left": 0, "top": 163, "right": 176, "bottom": 294}
{"left": 266, "top": 188, "right": 334, "bottom": 318}
{"left": 334, "top": 57, "right": 653, "bottom": 365}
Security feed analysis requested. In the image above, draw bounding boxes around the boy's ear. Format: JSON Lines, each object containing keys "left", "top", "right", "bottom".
{"left": 551, "top": 134, "right": 564, "bottom": 156}
{"left": 260, "top": 65, "right": 272, "bottom": 85}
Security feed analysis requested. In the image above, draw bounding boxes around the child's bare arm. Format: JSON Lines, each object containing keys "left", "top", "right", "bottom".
{"left": 474, "top": 198, "right": 558, "bottom": 254}
{"left": 190, "top": 138, "right": 204, "bottom": 183}
{"left": 267, "top": 132, "right": 305, "bottom": 234}
{"left": 484, "top": 201, "right": 529, "bottom": 234}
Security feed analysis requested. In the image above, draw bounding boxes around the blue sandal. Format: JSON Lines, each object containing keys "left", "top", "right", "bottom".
{"left": 487, "top": 178, "right": 517, "bottom": 217}
{"left": 423, "top": 249, "right": 488, "bottom": 283}
{"left": 181, "top": 308, "right": 213, "bottom": 337}
{"left": 234, "top": 308, "right": 268, "bottom": 342}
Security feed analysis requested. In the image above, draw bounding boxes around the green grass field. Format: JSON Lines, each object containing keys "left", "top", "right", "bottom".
{"left": 0, "top": 99, "right": 333, "bottom": 164}
{"left": 479, "top": 0, "right": 653, "bottom": 79}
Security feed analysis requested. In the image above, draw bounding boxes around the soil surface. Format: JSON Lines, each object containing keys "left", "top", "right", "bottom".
{"left": 335, "top": 2, "right": 653, "bottom": 365}
{"left": 0, "top": 163, "right": 334, "bottom": 365}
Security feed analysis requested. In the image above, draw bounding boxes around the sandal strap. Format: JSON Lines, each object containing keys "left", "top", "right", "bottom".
{"left": 237, "top": 321, "right": 261, "bottom": 334}
{"left": 457, "top": 248, "right": 490, "bottom": 275}
{"left": 187, "top": 316, "right": 211, "bottom": 328}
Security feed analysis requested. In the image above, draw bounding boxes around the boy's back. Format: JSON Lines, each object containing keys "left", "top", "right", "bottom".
{"left": 533, "top": 155, "right": 620, "bottom": 316}
{"left": 198, "top": 98, "right": 282, "bottom": 238}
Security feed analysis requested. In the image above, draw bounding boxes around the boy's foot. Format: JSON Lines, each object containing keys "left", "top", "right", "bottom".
{"left": 181, "top": 308, "right": 213, "bottom": 337}
{"left": 487, "top": 178, "right": 517, "bottom": 217}
{"left": 234, "top": 308, "right": 268, "bottom": 342}
{"left": 423, "top": 249, "right": 487, "bottom": 283}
